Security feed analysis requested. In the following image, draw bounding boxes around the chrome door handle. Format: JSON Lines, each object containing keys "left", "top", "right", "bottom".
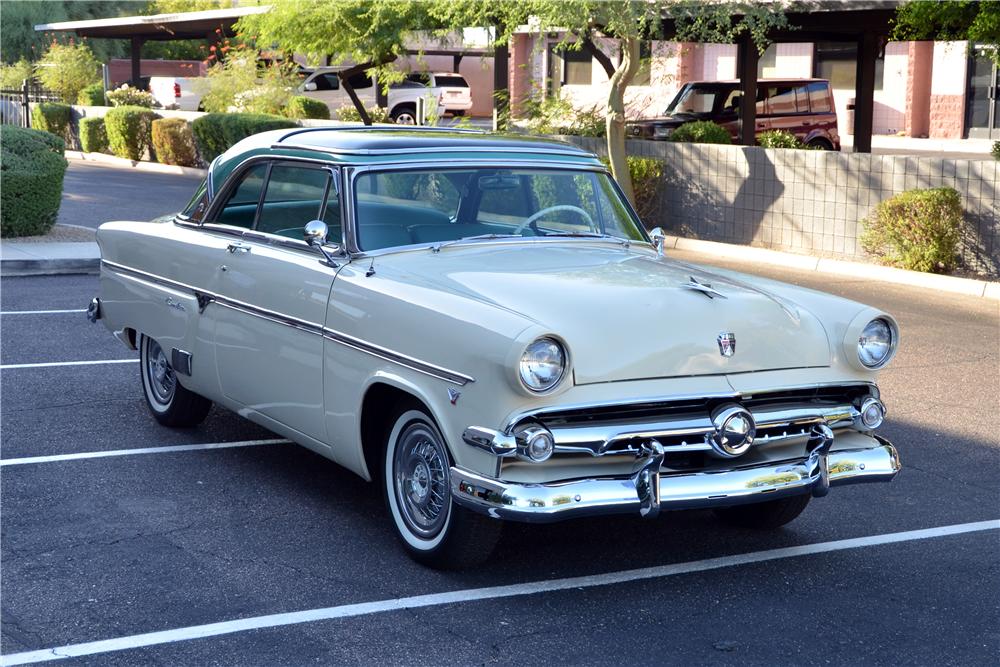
{"left": 227, "top": 243, "right": 251, "bottom": 254}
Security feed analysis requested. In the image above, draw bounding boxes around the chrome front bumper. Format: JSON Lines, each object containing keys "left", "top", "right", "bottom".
{"left": 452, "top": 436, "right": 900, "bottom": 523}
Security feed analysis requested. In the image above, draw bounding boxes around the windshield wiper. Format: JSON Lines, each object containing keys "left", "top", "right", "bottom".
{"left": 430, "top": 233, "right": 523, "bottom": 252}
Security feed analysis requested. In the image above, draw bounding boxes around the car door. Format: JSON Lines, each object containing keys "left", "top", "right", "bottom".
{"left": 206, "top": 159, "right": 341, "bottom": 444}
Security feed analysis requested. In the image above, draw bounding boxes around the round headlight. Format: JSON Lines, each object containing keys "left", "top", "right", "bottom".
{"left": 518, "top": 337, "right": 566, "bottom": 392}
{"left": 858, "top": 318, "right": 893, "bottom": 368}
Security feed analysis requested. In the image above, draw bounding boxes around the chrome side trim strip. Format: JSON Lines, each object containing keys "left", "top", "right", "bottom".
{"left": 101, "top": 259, "right": 474, "bottom": 385}
{"left": 322, "top": 327, "right": 474, "bottom": 386}
{"left": 277, "top": 144, "right": 595, "bottom": 159}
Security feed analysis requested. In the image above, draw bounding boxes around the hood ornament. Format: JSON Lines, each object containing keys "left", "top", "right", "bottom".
{"left": 718, "top": 331, "right": 736, "bottom": 357}
{"left": 681, "top": 276, "right": 727, "bottom": 299}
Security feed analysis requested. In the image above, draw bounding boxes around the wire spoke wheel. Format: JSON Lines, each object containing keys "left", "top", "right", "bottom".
{"left": 393, "top": 423, "right": 449, "bottom": 540}
{"left": 144, "top": 338, "right": 175, "bottom": 405}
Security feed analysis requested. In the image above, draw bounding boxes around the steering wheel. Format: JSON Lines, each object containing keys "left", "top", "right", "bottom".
{"left": 512, "top": 205, "right": 595, "bottom": 235}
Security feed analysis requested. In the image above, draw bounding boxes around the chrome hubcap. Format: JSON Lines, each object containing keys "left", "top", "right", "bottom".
{"left": 146, "top": 339, "right": 175, "bottom": 405}
{"left": 394, "top": 424, "right": 448, "bottom": 539}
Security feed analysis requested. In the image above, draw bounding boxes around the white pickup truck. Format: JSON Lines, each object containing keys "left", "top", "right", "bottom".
{"left": 298, "top": 69, "right": 473, "bottom": 123}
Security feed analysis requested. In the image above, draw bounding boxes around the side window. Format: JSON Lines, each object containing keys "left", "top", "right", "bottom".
{"left": 807, "top": 82, "right": 832, "bottom": 112}
{"left": 212, "top": 164, "right": 267, "bottom": 229}
{"left": 793, "top": 85, "right": 810, "bottom": 113}
{"left": 766, "top": 86, "right": 798, "bottom": 115}
{"left": 257, "top": 164, "right": 330, "bottom": 238}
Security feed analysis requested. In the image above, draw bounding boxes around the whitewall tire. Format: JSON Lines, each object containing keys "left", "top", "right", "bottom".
{"left": 139, "top": 334, "right": 211, "bottom": 427}
{"left": 382, "top": 403, "right": 501, "bottom": 568}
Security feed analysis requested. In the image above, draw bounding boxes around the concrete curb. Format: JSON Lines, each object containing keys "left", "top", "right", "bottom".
{"left": 65, "top": 152, "right": 207, "bottom": 178}
{"left": 668, "top": 236, "right": 1000, "bottom": 300}
{"left": 1, "top": 258, "right": 99, "bottom": 277}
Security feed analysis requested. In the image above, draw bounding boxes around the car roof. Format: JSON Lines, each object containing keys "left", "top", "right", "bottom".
{"left": 687, "top": 78, "right": 828, "bottom": 85}
{"left": 209, "top": 127, "right": 603, "bottom": 193}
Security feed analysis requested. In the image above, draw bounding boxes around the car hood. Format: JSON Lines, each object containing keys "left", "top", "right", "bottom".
{"left": 382, "top": 243, "right": 831, "bottom": 384}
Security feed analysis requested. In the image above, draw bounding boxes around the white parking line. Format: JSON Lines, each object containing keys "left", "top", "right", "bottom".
{"left": 0, "top": 359, "right": 138, "bottom": 370}
{"left": 0, "top": 309, "right": 87, "bottom": 315}
{"left": 2, "top": 519, "right": 996, "bottom": 666}
{"left": 0, "top": 439, "right": 288, "bottom": 467}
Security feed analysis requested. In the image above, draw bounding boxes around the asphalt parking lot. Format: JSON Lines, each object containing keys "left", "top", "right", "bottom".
{"left": 2, "top": 257, "right": 998, "bottom": 665}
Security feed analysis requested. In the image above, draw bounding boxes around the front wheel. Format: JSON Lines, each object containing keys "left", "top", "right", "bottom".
{"left": 713, "top": 494, "right": 810, "bottom": 529}
{"left": 382, "top": 404, "right": 501, "bottom": 569}
{"left": 139, "top": 334, "right": 211, "bottom": 427}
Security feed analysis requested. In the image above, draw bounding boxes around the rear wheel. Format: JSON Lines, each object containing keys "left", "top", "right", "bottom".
{"left": 139, "top": 334, "right": 211, "bottom": 427}
{"left": 391, "top": 104, "right": 417, "bottom": 125}
{"left": 807, "top": 138, "right": 833, "bottom": 150}
{"left": 713, "top": 494, "right": 811, "bottom": 529}
{"left": 382, "top": 403, "right": 501, "bottom": 569}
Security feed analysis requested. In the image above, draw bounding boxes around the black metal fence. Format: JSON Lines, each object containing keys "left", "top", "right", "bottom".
{"left": 0, "top": 80, "right": 61, "bottom": 128}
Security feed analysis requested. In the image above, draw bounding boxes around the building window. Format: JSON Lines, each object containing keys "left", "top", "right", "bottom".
{"left": 813, "top": 41, "right": 884, "bottom": 92}
{"left": 563, "top": 47, "right": 593, "bottom": 85}
{"left": 757, "top": 44, "right": 778, "bottom": 79}
{"left": 632, "top": 41, "right": 653, "bottom": 86}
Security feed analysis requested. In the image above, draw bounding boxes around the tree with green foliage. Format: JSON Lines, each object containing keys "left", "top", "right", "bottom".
{"left": 0, "top": 60, "right": 34, "bottom": 89}
{"left": 193, "top": 46, "right": 300, "bottom": 114}
{"left": 893, "top": 0, "right": 1000, "bottom": 64}
{"left": 36, "top": 42, "right": 101, "bottom": 103}
{"left": 1, "top": 1, "right": 139, "bottom": 65}
{"left": 238, "top": 0, "right": 788, "bottom": 203}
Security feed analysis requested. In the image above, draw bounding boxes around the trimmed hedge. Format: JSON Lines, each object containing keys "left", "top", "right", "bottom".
{"left": 668, "top": 120, "right": 732, "bottom": 145}
{"left": 993, "top": 141, "right": 999, "bottom": 161}
{"left": 151, "top": 118, "right": 198, "bottom": 167}
{"left": 31, "top": 102, "right": 72, "bottom": 142}
{"left": 757, "top": 129, "right": 803, "bottom": 149}
{"left": 285, "top": 96, "right": 330, "bottom": 120}
{"left": 860, "top": 187, "right": 964, "bottom": 273}
{"left": 1, "top": 126, "right": 68, "bottom": 237}
{"left": 79, "top": 116, "right": 108, "bottom": 153}
{"left": 104, "top": 105, "right": 158, "bottom": 160}
{"left": 78, "top": 83, "right": 106, "bottom": 106}
{"left": 192, "top": 113, "right": 297, "bottom": 162}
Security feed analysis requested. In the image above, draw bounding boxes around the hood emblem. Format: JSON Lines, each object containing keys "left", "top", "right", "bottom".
{"left": 718, "top": 332, "right": 736, "bottom": 357}
{"left": 682, "top": 276, "right": 727, "bottom": 299}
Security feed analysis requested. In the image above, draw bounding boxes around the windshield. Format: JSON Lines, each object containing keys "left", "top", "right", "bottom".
{"left": 664, "top": 84, "right": 738, "bottom": 115}
{"left": 353, "top": 168, "right": 645, "bottom": 251}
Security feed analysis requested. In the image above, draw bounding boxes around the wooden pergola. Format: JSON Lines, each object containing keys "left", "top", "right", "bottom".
{"left": 662, "top": 1, "right": 900, "bottom": 153}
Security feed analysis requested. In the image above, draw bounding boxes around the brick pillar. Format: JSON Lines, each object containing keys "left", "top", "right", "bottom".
{"left": 905, "top": 41, "right": 932, "bottom": 137}
{"left": 928, "top": 41, "right": 968, "bottom": 139}
{"left": 509, "top": 33, "right": 532, "bottom": 118}
{"left": 675, "top": 42, "right": 696, "bottom": 84}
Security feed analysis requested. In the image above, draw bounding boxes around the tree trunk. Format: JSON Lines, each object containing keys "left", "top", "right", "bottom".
{"left": 606, "top": 36, "right": 640, "bottom": 205}
{"left": 337, "top": 55, "right": 397, "bottom": 126}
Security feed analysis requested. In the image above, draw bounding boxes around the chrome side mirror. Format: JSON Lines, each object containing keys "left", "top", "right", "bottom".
{"left": 304, "top": 219, "right": 328, "bottom": 246}
{"left": 304, "top": 220, "right": 338, "bottom": 267}
{"left": 650, "top": 226, "right": 667, "bottom": 257}
{"left": 303, "top": 81, "right": 318, "bottom": 92}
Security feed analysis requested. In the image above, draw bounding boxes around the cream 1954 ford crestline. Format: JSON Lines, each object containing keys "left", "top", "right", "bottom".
{"left": 90, "top": 127, "right": 900, "bottom": 568}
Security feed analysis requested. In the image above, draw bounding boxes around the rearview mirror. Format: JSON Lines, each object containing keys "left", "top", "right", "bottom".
{"left": 650, "top": 226, "right": 666, "bottom": 257}
{"left": 478, "top": 174, "right": 519, "bottom": 190}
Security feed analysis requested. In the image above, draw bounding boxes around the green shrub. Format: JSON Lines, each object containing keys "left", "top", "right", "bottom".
{"left": 0, "top": 60, "right": 33, "bottom": 90}
{"left": 992, "top": 141, "right": 999, "bottom": 160}
{"left": 0, "top": 126, "right": 68, "bottom": 237}
{"left": 106, "top": 84, "right": 156, "bottom": 108}
{"left": 668, "top": 120, "right": 732, "bottom": 144}
{"left": 151, "top": 118, "right": 198, "bottom": 166}
{"left": 335, "top": 104, "right": 392, "bottom": 124}
{"left": 78, "top": 83, "right": 107, "bottom": 106}
{"left": 757, "top": 129, "right": 804, "bottom": 149}
{"left": 36, "top": 43, "right": 100, "bottom": 103}
{"left": 195, "top": 47, "right": 299, "bottom": 114}
{"left": 191, "top": 112, "right": 298, "bottom": 162}
{"left": 31, "top": 102, "right": 72, "bottom": 142}
{"left": 860, "top": 187, "right": 964, "bottom": 273}
{"left": 285, "top": 95, "right": 330, "bottom": 120}
{"left": 104, "top": 105, "right": 158, "bottom": 160}
{"left": 79, "top": 116, "right": 108, "bottom": 153}
{"left": 523, "top": 92, "right": 605, "bottom": 137}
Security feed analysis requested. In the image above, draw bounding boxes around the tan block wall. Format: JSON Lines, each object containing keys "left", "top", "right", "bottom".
{"left": 562, "top": 136, "right": 1000, "bottom": 276}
